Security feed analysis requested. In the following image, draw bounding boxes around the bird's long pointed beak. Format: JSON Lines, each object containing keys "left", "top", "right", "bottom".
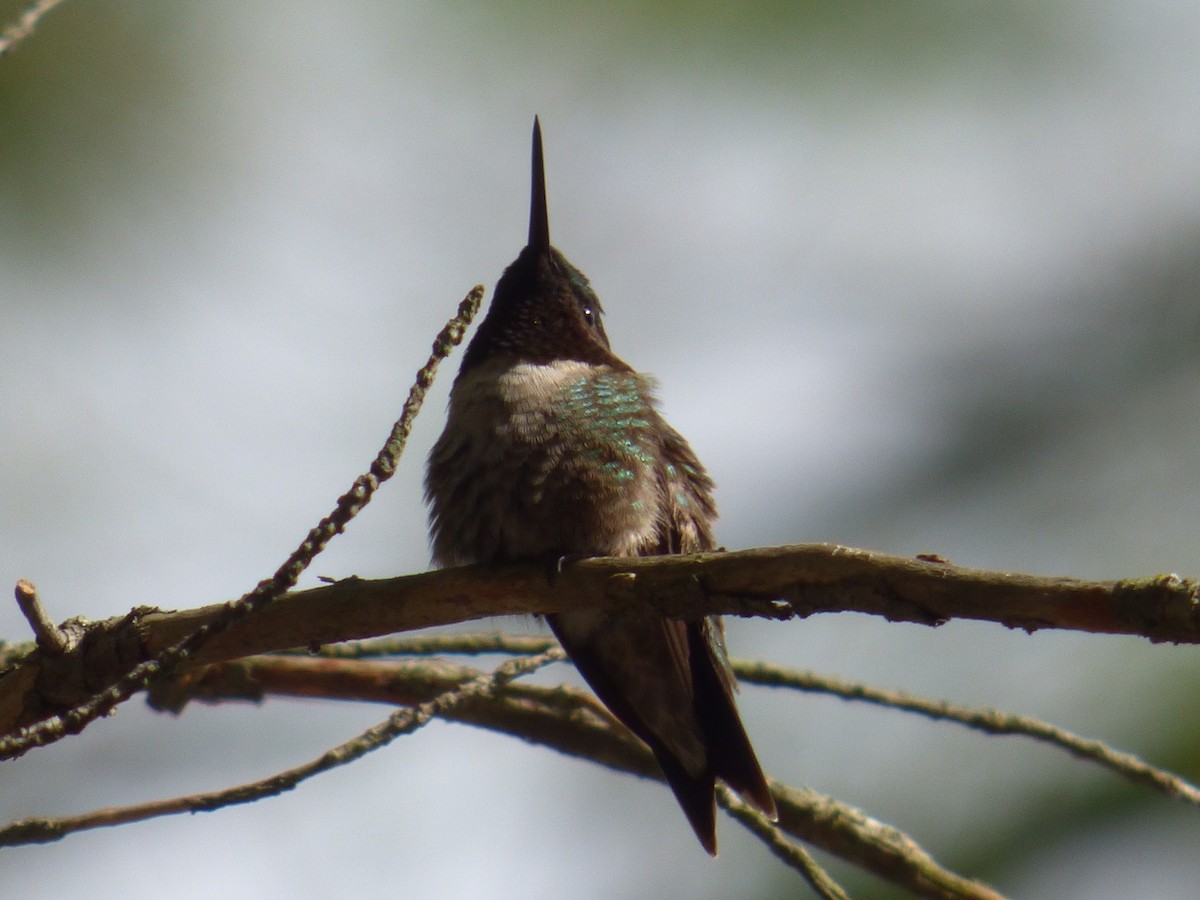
{"left": 529, "top": 116, "right": 550, "bottom": 250}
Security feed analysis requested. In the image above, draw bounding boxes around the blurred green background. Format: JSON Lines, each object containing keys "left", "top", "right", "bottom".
{"left": 3, "top": 2, "right": 1200, "bottom": 897}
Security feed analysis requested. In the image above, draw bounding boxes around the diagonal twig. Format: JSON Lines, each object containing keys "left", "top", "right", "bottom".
{"left": 0, "top": 287, "right": 482, "bottom": 760}
{"left": 144, "top": 651, "right": 1007, "bottom": 899}
{"left": 0, "top": 646, "right": 561, "bottom": 847}
{"left": 717, "top": 783, "right": 851, "bottom": 900}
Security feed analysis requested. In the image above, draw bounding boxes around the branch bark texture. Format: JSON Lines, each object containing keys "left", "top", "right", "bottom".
{"left": 2, "top": 543, "right": 1196, "bottom": 744}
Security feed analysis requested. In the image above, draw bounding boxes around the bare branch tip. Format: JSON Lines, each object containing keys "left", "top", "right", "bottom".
{"left": 13, "top": 579, "right": 69, "bottom": 656}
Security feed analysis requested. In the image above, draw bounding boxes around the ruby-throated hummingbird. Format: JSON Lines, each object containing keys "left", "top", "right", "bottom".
{"left": 425, "top": 119, "right": 775, "bottom": 854}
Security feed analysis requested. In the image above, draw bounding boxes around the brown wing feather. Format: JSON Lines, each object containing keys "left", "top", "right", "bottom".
{"left": 550, "top": 416, "right": 774, "bottom": 854}
{"left": 658, "top": 420, "right": 776, "bottom": 827}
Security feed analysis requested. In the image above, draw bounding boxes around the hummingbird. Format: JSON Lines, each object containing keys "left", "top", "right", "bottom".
{"left": 425, "top": 118, "right": 776, "bottom": 854}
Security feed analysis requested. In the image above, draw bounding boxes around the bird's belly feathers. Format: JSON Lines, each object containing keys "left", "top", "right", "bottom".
{"left": 426, "top": 359, "right": 664, "bottom": 564}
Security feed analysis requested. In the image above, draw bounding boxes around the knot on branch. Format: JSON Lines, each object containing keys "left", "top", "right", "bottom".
{"left": 23, "top": 608, "right": 154, "bottom": 728}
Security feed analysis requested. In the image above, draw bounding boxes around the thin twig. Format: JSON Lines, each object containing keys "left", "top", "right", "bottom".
{"left": 0, "top": 0, "right": 68, "bottom": 57}
{"left": 143, "top": 653, "right": 1006, "bottom": 898}
{"left": 734, "top": 659, "right": 1200, "bottom": 807}
{"left": 0, "top": 646, "right": 561, "bottom": 847}
{"left": 13, "top": 580, "right": 68, "bottom": 655}
{"left": 717, "top": 784, "right": 850, "bottom": 900}
{"left": 175, "top": 648, "right": 1188, "bottom": 897}
{"left": 290, "top": 632, "right": 558, "bottom": 658}
{"left": 6, "top": 649, "right": 1001, "bottom": 896}
{"left": 769, "top": 782, "right": 1007, "bottom": 900}
{"left": 0, "top": 287, "right": 482, "bottom": 760}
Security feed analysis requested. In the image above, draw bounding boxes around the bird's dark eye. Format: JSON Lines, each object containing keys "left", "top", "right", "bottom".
{"left": 581, "top": 306, "right": 595, "bottom": 325}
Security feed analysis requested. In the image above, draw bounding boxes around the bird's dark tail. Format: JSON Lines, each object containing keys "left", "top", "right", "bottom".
{"left": 549, "top": 613, "right": 775, "bottom": 855}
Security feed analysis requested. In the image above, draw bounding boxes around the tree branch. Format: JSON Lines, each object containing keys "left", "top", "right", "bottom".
{"left": 0, "top": 648, "right": 565, "bottom": 848}
{"left": 148, "top": 647, "right": 1194, "bottom": 898}
{"left": 716, "top": 784, "right": 852, "bottom": 900}
{"left": 7, "top": 650, "right": 1010, "bottom": 899}
{"left": 3, "top": 544, "right": 1197, "bottom": 744}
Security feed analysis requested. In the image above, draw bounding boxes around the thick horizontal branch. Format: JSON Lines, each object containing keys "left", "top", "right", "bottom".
{"left": 3, "top": 544, "right": 1198, "bottom": 740}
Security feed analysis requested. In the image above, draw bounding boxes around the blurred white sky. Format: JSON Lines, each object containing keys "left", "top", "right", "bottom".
{"left": 3, "top": 2, "right": 1200, "bottom": 897}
